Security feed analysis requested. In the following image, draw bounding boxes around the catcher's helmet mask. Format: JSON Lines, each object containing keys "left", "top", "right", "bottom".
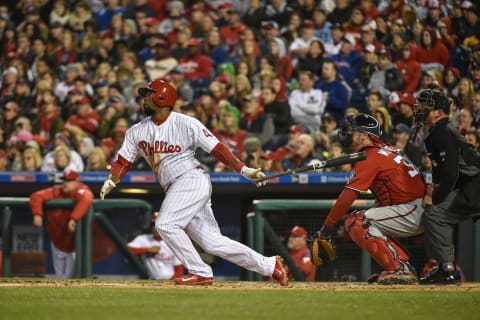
{"left": 413, "top": 87, "right": 450, "bottom": 129}
{"left": 339, "top": 114, "right": 381, "bottom": 148}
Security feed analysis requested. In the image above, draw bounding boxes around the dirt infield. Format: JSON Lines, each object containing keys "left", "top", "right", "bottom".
{"left": 1, "top": 278, "right": 479, "bottom": 291}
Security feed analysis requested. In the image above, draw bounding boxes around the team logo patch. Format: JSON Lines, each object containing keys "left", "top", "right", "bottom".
{"left": 349, "top": 169, "right": 356, "bottom": 181}
{"left": 138, "top": 140, "right": 182, "bottom": 155}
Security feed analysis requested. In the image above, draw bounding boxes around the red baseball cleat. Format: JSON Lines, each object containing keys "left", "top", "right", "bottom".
{"left": 271, "top": 256, "right": 288, "bottom": 286}
{"left": 174, "top": 274, "right": 214, "bottom": 286}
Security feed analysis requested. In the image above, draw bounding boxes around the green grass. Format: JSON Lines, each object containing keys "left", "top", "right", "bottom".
{"left": 1, "top": 286, "right": 480, "bottom": 320}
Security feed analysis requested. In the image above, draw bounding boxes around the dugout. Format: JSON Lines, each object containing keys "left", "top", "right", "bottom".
{"left": 0, "top": 171, "right": 478, "bottom": 281}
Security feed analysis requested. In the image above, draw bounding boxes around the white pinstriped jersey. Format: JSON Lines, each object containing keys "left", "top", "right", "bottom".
{"left": 128, "top": 234, "right": 182, "bottom": 280}
{"left": 118, "top": 112, "right": 219, "bottom": 188}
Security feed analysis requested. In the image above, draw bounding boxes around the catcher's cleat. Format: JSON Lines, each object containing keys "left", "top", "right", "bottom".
{"left": 271, "top": 256, "right": 288, "bottom": 286}
{"left": 377, "top": 269, "right": 418, "bottom": 285}
{"left": 174, "top": 274, "right": 214, "bottom": 286}
{"left": 419, "top": 266, "right": 461, "bottom": 285}
{"left": 404, "top": 261, "right": 418, "bottom": 278}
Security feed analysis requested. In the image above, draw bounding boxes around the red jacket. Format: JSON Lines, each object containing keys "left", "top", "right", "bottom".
{"left": 213, "top": 128, "right": 247, "bottom": 156}
{"left": 66, "top": 110, "right": 101, "bottom": 134}
{"left": 396, "top": 55, "right": 422, "bottom": 94}
{"left": 289, "top": 246, "right": 316, "bottom": 282}
{"left": 180, "top": 53, "right": 213, "bottom": 81}
{"left": 415, "top": 42, "right": 450, "bottom": 67}
{"left": 220, "top": 23, "right": 247, "bottom": 51}
{"left": 29, "top": 182, "right": 94, "bottom": 252}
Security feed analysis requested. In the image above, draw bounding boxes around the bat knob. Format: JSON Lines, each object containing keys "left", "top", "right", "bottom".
{"left": 310, "top": 160, "right": 325, "bottom": 172}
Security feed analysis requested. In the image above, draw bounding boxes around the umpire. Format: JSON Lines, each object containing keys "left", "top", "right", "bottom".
{"left": 413, "top": 84, "right": 480, "bottom": 284}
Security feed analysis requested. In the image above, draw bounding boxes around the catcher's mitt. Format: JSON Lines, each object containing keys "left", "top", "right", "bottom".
{"left": 312, "top": 238, "right": 336, "bottom": 267}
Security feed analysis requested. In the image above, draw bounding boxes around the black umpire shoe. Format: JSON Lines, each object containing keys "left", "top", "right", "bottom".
{"left": 419, "top": 266, "right": 461, "bottom": 285}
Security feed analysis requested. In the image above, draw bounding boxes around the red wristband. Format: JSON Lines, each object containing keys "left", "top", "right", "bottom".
{"left": 234, "top": 162, "right": 245, "bottom": 173}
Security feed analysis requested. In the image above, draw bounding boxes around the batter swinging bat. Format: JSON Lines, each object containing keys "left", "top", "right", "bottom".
{"left": 254, "top": 151, "right": 367, "bottom": 183}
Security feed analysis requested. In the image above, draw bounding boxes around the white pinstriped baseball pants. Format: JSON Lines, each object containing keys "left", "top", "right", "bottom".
{"left": 155, "top": 169, "right": 276, "bottom": 278}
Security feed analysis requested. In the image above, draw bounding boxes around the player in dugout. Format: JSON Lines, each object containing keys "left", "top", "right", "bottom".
{"left": 287, "top": 225, "right": 316, "bottom": 282}
{"left": 128, "top": 211, "right": 185, "bottom": 280}
{"left": 29, "top": 169, "right": 93, "bottom": 278}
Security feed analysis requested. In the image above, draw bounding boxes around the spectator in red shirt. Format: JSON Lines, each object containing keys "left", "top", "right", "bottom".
{"left": 213, "top": 102, "right": 247, "bottom": 157}
{"left": 383, "top": 0, "right": 405, "bottom": 23}
{"left": 179, "top": 38, "right": 213, "bottom": 81}
{"left": 395, "top": 43, "right": 421, "bottom": 94}
{"left": 220, "top": 9, "right": 246, "bottom": 52}
{"left": 360, "top": 0, "right": 379, "bottom": 21}
{"left": 35, "top": 89, "right": 64, "bottom": 146}
{"left": 415, "top": 28, "right": 450, "bottom": 70}
{"left": 65, "top": 96, "right": 101, "bottom": 136}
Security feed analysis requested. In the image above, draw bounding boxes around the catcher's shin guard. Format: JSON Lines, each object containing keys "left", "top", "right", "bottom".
{"left": 344, "top": 211, "right": 409, "bottom": 271}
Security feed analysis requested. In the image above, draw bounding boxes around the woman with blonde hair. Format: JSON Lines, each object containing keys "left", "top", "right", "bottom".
{"left": 86, "top": 147, "right": 108, "bottom": 171}
{"left": 456, "top": 77, "right": 475, "bottom": 110}
{"left": 65, "top": 125, "right": 88, "bottom": 153}
{"left": 21, "top": 147, "right": 43, "bottom": 172}
{"left": 93, "top": 62, "right": 112, "bottom": 84}
{"left": 208, "top": 80, "right": 227, "bottom": 102}
{"left": 213, "top": 101, "right": 247, "bottom": 157}
{"left": 375, "top": 106, "right": 394, "bottom": 144}
{"left": 239, "top": 39, "right": 258, "bottom": 77}
{"left": 231, "top": 74, "right": 251, "bottom": 108}
{"left": 204, "top": 28, "right": 228, "bottom": 70}
{"left": 52, "top": 145, "right": 72, "bottom": 173}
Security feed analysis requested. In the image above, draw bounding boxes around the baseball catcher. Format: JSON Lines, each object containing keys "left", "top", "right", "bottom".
{"left": 315, "top": 114, "right": 426, "bottom": 284}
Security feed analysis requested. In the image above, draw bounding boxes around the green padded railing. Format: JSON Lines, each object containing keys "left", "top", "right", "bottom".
{"left": 0, "top": 197, "right": 152, "bottom": 278}
{"left": 246, "top": 199, "right": 375, "bottom": 282}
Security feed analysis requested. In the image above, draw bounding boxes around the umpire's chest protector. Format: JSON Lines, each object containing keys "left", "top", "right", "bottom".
{"left": 426, "top": 119, "right": 480, "bottom": 209}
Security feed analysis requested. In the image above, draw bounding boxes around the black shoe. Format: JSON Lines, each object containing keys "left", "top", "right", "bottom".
{"left": 419, "top": 266, "right": 461, "bottom": 285}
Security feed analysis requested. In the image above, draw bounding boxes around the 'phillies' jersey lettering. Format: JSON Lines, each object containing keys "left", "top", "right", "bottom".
{"left": 138, "top": 140, "right": 182, "bottom": 155}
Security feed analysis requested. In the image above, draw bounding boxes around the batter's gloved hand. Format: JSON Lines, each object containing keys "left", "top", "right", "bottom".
{"left": 100, "top": 179, "right": 116, "bottom": 200}
{"left": 241, "top": 166, "right": 267, "bottom": 187}
{"left": 312, "top": 225, "right": 336, "bottom": 267}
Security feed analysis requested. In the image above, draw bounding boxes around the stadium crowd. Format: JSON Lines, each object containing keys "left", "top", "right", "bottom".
{"left": 0, "top": 0, "right": 480, "bottom": 175}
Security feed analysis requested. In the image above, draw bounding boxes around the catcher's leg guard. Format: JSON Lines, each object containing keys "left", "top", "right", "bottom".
{"left": 344, "top": 210, "right": 410, "bottom": 272}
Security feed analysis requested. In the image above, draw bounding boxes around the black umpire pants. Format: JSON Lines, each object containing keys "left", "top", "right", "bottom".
{"left": 422, "top": 190, "right": 480, "bottom": 264}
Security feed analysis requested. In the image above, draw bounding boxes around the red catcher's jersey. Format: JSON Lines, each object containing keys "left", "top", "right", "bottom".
{"left": 346, "top": 144, "right": 426, "bottom": 206}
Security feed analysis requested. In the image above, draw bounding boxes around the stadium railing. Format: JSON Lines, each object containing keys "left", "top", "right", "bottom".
{"left": 246, "top": 199, "right": 375, "bottom": 282}
{"left": 0, "top": 198, "right": 152, "bottom": 278}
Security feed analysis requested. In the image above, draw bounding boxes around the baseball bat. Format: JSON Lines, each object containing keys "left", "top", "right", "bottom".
{"left": 254, "top": 151, "right": 367, "bottom": 183}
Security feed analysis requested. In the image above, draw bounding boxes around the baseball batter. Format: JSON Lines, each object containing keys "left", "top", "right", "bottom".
{"left": 316, "top": 114, "right": 426, "bottom": 284}
{"left": 100, "top": 79, "right": 288, "bottom": 286}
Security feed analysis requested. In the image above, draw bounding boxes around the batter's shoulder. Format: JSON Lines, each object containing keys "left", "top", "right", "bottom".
{"left": 127, "top": 119, "right": 149, "bottom": 132}
{"left": 173, "top": 111, "right": 205, "bottom": 126}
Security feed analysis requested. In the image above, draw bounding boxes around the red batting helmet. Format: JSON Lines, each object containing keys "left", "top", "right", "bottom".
{"left": 138, "top": 79, "right": 177, "bottom": 108}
